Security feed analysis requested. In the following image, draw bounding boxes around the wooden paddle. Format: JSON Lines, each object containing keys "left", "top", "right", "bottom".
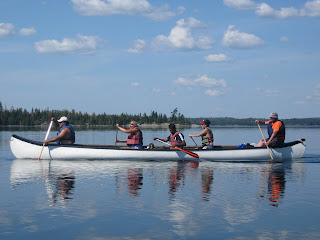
{"left": 155, "top": 138, "right": 199, "bottom": 159}
{"left": 257, "top": 123, "right": 274, "bottom": 160}
{"left": 190, "top": 136, "right": 198, "bottom": 146}
{"left": 38, "top": 121, "right": 53, "bottom": 160}
{"left": 115, "top": 128, "right": 118, "bottom": 145}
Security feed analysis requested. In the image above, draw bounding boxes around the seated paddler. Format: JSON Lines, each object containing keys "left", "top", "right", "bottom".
{"left": 115, "top": 121, "right": 143, "bottom": 149}
{"left": 44, "top": 116, "right": 75, "bottom": 145}
{"left": 255, "top": 112, "right": 285, "bottom": 148}
{"left": 189, "top": 119, "right": 214, "bottom": 149}
{"left": 154, "top": 123, "right": 186, "bottom": 149}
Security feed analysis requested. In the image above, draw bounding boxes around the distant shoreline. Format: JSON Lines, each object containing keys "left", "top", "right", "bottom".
{"left": 1, "top": 124, "right": 319, "bottom": 129}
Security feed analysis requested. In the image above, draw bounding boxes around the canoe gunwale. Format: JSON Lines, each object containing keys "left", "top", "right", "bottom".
{"left": 11, "top": 134, "right": 305, "bottom": 151}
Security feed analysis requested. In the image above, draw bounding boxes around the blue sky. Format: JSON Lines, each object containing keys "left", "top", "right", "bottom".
{"left": 0, "top": 0, "right": 319, "bottom": 119}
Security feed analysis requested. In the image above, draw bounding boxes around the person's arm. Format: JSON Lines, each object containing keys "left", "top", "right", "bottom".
{"left": 154, "top": 137, "right": 169, "bottom": 142}
{"left": 44, "top": 128, "right": 69, "bottom": 143}
{"left": 266, "top": 130, "right": 278, "bottom": 146}
{"left": 116, "top": 124, "right": 138, "bottom": 134}
{"left": 51, "top": 117, "right": 59, "bottom": 128}
{"left": 189, "top": 128, "right": 208, "bottom": 137}
{"left": 255, "top": 119, "right": 268, "bottom": 125}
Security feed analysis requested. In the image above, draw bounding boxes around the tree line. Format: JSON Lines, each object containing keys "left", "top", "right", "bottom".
{"left": 189, "top": 117, "right": 320, "bottom": 126}
{"left": 0, "top": 103, "right": 190, "bottom": 126}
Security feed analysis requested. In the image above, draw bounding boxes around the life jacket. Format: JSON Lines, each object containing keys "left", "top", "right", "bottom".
{"left": 170, "top": 131, "right": 183, "bottom": 149}
{"left": 267, "top": 120, "right": 285, "bottom": 140}
{"left": 127, "top": 127, "right": 143, "bottom": 147}
{"left": 57, "top": 125, "right": 75, "bottom": 144}
{"left": 201, "top": 127, "right": 214, "bottom": 146}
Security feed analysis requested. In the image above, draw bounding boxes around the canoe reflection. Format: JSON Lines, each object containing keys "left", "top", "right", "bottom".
{"left": 10, "top": 159, "right": 305, "bottom": 208}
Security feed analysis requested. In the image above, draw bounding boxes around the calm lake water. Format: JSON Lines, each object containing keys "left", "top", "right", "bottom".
{"left": 1, "top": 126, "right": 320, "bottom": 239}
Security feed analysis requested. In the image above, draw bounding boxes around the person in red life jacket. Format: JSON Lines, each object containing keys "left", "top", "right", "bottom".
{"left": 44, "top": 116, "right": 75, "bottom": 145}
{"left": 255, "top": 112, "right": 285, "bottom": 148}
{"left": 115, "top": 121, "right": 143, "bottom": 149}
{"left": 154, "top": 124, "right": 186, "bottom": 149}
{"left": 189, "top": 119, "right": 214, "bottom": 149}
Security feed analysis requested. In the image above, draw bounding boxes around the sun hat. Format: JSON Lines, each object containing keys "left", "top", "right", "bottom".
{"left": 269, "top": 112, "right": 278, "bottom": 119}
{"left": 200, "top": 119, "right": 210, "bottom": 126}
{"left": 57, "top": 116, "right": 69, "bottom": 123}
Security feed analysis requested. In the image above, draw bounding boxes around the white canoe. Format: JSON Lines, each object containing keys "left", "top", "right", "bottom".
{"left": 10, "top": 134, "right": 306, "bottom": 161}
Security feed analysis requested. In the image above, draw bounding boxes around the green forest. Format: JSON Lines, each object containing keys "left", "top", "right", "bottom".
{"left": 0, "top": 102, "right": 319, "bottom": 126}
{"left": 0, "top": 102, "right": 190, "bottom": 126}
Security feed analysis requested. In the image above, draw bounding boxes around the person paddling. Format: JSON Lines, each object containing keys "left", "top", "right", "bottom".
{"left": 255, "top": 112, "right": 285, "bottom": 148}
{"left": 189, "top": 119, "right": 214, "bottom": 149}
{"left": 115, "top": 121, "right": 143, "bottom": 149}
{"left": 154, "top": 124, "right": 186, "bottom": 149}
{"left": 44, "top": 116, "right": 75, "bottom": 145}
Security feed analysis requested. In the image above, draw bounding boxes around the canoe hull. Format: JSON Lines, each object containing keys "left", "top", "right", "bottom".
{"left": 10, "top": 135, "right": 306, "bottom": 161}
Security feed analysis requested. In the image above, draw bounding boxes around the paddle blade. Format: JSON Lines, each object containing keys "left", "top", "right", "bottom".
{"left": 179, "top": 148, "right": 199, "bottom": 159}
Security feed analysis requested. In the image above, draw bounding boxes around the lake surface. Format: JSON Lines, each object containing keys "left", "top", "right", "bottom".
{"left": 1, "top": 126, "right": 320, "bottom": 239}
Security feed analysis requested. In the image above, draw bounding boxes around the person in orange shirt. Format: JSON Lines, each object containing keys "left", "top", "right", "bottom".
{"left": 255, "top": 112, "right": 285, "bottom": 147}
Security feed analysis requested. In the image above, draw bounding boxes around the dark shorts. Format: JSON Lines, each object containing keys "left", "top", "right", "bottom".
{"left": 267, "top": 138, "right": 284, "bottom": 148}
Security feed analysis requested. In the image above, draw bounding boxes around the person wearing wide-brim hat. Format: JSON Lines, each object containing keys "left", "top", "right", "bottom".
{"left": 255, "top": 112, "right": 285, "bottom": 147}
{"left": 44, "top": 116, "right": 75, "bottom": 145}
{"left": 189, "top": 119, "right": 214, "bottom": 149}
{"left": 116, "top": 121, "right": 143, "bottom": 149}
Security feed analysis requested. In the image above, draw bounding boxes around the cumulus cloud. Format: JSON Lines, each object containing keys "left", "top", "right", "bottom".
{"left": 280, "top": 36, "right": 290, "bottom": 43}
{"left": 255, "top": 3, "right": 300, "bottom": 19}
{"left": 0, "top": 23, "right": 15, "bottom": 38}
{"left": 34, "top": 34, "right": 101, "bottom": 54}
{"left": 152, "top": 88, "right": 161, "bottom": 92}
{"left": 131, "top": 82, "right": 140, "bottom": 87}
{"left": 222, "top": 25, "right": 264, "bottom": 49}
{"left": 19, "top": 27, "right": 36, "bottom": 36}
{"left": 204, "top": 54, "right": 233, "bottom": 63}
{"left": 223, "top": 0, "right": 256, "bottom": 10}
{"left": 224, "top": 0, "right": 320, "bottom": 19}
{"left": 126, "top": 39, "right": 146, "bottom": 54}
{"left": 71, "top": 0, "right": 184, "bottom": 21}
{"left": 174, "top": 75, "right": 228, "bottom": 96}
{"left": 151, "top": 18, "right": 214, "bottom": 51}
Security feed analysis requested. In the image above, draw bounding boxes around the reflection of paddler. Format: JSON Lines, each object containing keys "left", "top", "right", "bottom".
{"left": 52, "top": 174, "right": 75, "bottom": 203}
{"left": 127, "top": 168, "right": 143, "bottom": 197}
{"left": 169, "top": 163, "right": 186, "bottom": 195}
{"left": 115, "top": 121, "right": 143, "bottom": 149}
{"left": 201, "top": 168, "right": 214, "bottom": 196}
{"left": 268, "top": 167, "right": 285, "bottom": 206}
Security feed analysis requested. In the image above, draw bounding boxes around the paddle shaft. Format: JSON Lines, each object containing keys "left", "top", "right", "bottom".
{"left": 190, "top": 136, "right": 198, "bottom": 146}
{"left": 257, "top": 123, "right": 274, "bottom": 160}
{"left": 155, "top": 138, "right": 199, "bottom": 159}
{"left": 115, "top": 128, "right": 118, "bottom": 145}
{"left": 38, "top": 121, "right": 53, "bottom": 160}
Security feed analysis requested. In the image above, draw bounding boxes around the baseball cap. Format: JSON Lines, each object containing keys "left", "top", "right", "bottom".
{"left": 200, "top": 119, "right": 210, "bottom": 125}
{"left": 57, "top": 116, "right": 69, "bottom": 123}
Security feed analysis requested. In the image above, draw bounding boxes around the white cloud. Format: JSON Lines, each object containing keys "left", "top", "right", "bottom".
{"left": 225, "top": 0, "right": 320, "bottom": 19}
{"left": 34, "top": 34, "right": 101, "bottom": 54}
{"left": 126, "top": 39, "right": 146, "bottom": 54}
{"left": 174, "top": 75, "right": 228, "bottom": 96}
{"left": 223, "top": 0, "right": 256, "bottom": 10}
{"left": 152, "top": 88, "right": 161, "bottom": 92}
{"left": 301, "top": 0, "right": 320, "bottom": 17}
{"left": 131, "top": 82, "right": 139, "bottom": 87}
{"left": 19, "top": 27, "right": 36, "bottom": 36}
{"left": 204, "top": 54, "right": 233, "bottom": 63}
{"left": 205, "top": 89, "right": 225, "bottom": 96}
{"left": 222, "top": 25, "right": 264, "bottom": 49}
{"left": 0, "top": 23, "right": 15, "bottom": 38}
{"left": 255, "top": 3, "right": 300, "bottom": 19}
{"left": 280, "top": 36, "right": 290, "bottom": 43}
{"left": 152, "top": 18, "right": 214, "bottom": 51}
{"left": 264, "top": 89, "right": 279, "bottom": 96}
{"left": 71, "top": 0, "right": 184, "bottom": 21}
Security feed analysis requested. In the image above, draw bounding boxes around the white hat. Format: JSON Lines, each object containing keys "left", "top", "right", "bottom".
{"left": 269, "top": 112, "right": 278, "bottom": 119}
{"left": 57, "top": 116, "right": 69, "bottom": 122}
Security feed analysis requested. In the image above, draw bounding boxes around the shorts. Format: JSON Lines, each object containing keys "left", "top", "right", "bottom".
{"left": 267, "top": 138, "right": 284, "bottom": 148}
